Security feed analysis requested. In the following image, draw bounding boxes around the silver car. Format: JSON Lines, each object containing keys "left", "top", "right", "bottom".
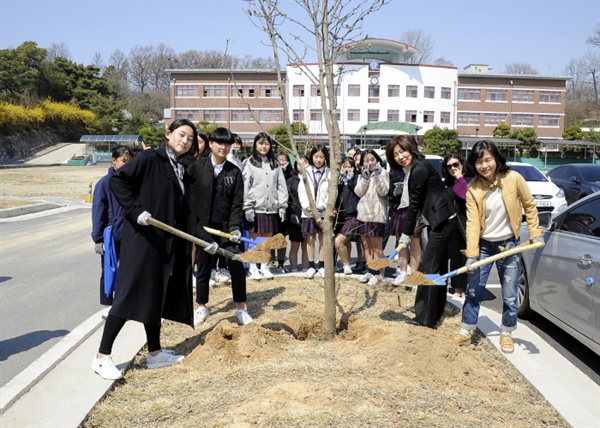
{"left": 518, "top": 192, "right": 600, "bottom": 356}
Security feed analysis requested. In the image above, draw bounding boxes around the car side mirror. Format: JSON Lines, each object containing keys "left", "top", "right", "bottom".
{"left": 538, "top": 211, "right": 553, "bottom": 229}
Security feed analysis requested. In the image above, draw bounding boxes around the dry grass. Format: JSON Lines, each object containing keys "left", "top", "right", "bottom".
{"left": 83, "top": 277, "right": 567, "bottom": 428}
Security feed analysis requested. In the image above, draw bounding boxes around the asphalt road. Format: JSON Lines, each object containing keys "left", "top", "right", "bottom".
{"left": 0, "top": 206, "right": 101, "bottom": 388}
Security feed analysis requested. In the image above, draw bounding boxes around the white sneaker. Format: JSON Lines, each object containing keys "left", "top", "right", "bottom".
{"left": 194, "top": 306, "right": 210, "bottom": 325}
{"left": 317, "top": 267, "right": 325, "bottom": 278}
{"left": 91, "top": 355, "right": 122, "bottom": 380}
{"left": 343, "top": 265, "right": 353, "bottom": 275}
{"left": 358, "top": 272, "right": 371, "bottom": 283}
{"left": 367, "top": 275, "right": 379, "bottom": 286}
{"left": 305, "top": 267, "right": 317, "bottom": 279}
{"left": 236, "top": 309, "right": 253, "bottom": 325}
{"left": 146, "top": 349, "right": 184, "bottom": 369}
{"left": 209, "top": 269, "right": 217, "bottom": 287}
{"left": 260, "top": 265, "right": 274, "bottom": 279}
{"left": 249, "top": 267, "right": 262, "bottom": 281}
{"left": 392, "top": 270, "right": 407, "bottom": 286}
{"left": 215, "top": 268, "right": 231, "bottom": 285}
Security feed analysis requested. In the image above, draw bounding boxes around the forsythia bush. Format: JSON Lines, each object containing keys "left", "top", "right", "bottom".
{"left": 0, "top": 100, "right": 95, "bottom": 133}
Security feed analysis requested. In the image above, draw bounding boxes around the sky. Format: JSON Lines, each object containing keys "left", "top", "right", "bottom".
{"left": 1, "top": 0, "right": 598, "bottom": 76}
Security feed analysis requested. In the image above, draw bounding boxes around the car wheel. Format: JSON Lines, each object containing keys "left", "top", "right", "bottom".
{"left": 517, "top": 258, "right": 532, "bottom": 319}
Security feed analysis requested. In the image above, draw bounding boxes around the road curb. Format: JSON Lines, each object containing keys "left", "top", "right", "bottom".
{"left": 0, "top": 202, "right": 64, "bottom": 218}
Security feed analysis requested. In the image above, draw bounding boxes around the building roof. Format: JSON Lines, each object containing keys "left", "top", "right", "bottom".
{"left": 80, "top": 135, "right": 143, "bottom": 143}
{"left": 358, "top": 121, "right": 422, "bottom": 135}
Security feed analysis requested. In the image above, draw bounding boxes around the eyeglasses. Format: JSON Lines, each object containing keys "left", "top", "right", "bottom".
{"left": 446, "top": 162, "right": 461, "bottom": 169}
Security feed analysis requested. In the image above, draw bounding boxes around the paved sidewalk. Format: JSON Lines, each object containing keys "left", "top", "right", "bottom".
{"left": 0, "top": 281, "right": 598, "bottom": 427}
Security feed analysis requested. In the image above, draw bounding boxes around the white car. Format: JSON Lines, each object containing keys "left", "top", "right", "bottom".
{"left": 508, "top": 162, "right": 567, "bottom": 216}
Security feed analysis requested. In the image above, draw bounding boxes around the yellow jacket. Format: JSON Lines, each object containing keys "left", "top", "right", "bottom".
{"left": 464, "top": 170, "right": 543, "bottom": 258}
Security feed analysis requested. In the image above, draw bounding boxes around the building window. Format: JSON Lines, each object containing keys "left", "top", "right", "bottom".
{"left": 176, "top": 85, "right": 198, "bottom": 97}
{"left": 424, "top": 86, "right": 435, "bottom": 99}
{"left": 259, "top": 110, "right": 283, "bottom": 122}
{"left": 441, "top": 87, "right": 452, "bottom": 99}
{"left": 235, "top": 85, "right": 255, "bottom": 98}
{"left": 406, "top": 85, "right": 418, "bottom": 98}
{"left": 347, "top": 109, "right": 360, "bottom": 121}
{"left": 204, "top": 110, "right": 226, "bottom": 121}
{"left": 310, "top": 109, "right": 323, "bottom": 121}
{"left": 486, "top": 89, "right": 507, "bottom": 102}
{"left": 231, "top": 110, "right": 252, "bottom": 122}
{"left": 203, "top": 85, "right": 227, "bottom": 97}
{"left": 539, "top": 91, "right": 561, "bottom": 103}
{"left": 348, "top": 84, "right": 360, "bottom": 96}
{"left": 484, "top": 113, "right": 506, "bottom": 125}
{"left": 368, "top": 85, "right": 380, "bottom": 98}
{"left": 310, "top": 85, "right": 321, "bottom": 97}
{"left": 405, "top": 110, "right": 417, "bottom": 123}
{"left": 457, "top": 112, "right": 480, "bottom": 124}
{"left": 512, "top": 114, "right": 533, "bottom": 126}
{"left": 176, "top": 110, "right": 199, "bottom": 121}
{"left": 334, "top": 109, "right": 341, "bottom": 121}
{"left": 458, "top": 88, "right": 480, "bottom": 100}
{"left": 367, "top": 109, "right": 379, "bottom": 123}
{"left": 538, "top": 115, "right": 560, "bottom": 127}
{"left": 260, "top": 85, "right": 279, "bottom": 97}
{"left": 388, "top": 85, "right": 400, "bottom": 97}
{"left": 293, "top": 85, "right": 305, "bottom": 97}
{"left": 293, "top": 109, "right": 305, "bottom": 121}
{"left": 440, "top": 111, "right": 451, "bottom": 123}
{"left": 387, "top": 109, "right": 399, "bottom": 121}
{"left": 423, "top": 111, "right": 434, "bottom": 123}
{"left": 513, "top": 90, "right": 534, "bottom": 102}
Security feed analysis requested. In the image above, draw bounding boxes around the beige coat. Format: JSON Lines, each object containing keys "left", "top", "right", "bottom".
{"left": 355, "top": 169, "right": 389, "bottom": 224}
{"left": 464, "top": 170, "right": 543, "bottom": 258}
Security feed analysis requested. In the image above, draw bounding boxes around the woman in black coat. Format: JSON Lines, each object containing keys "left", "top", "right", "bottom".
{"left": 91, "top": 119, "right": 216, "bottom": 380}
{"left": 386, "top": 135, "right": 457, "bottom": 327}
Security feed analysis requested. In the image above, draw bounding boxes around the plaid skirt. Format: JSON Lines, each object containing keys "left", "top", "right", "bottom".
{"left": 301, "top": 217, "right": 322, "bottom": 234}
{"left": 356, "top": 220, "right": 385, "bottom": 237}
{"left": 389, "top": 208, "right": 423, "bottom": 238}
{"left": 339, "top": 216, "right": 361, "bottom": 239}
{"left": 247, "top": 213, "right": 278, "bottom": 234}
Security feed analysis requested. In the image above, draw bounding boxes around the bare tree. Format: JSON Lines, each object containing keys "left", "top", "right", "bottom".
{"left": 245, "top": 0, "right": 390, "bottom": 338}
{"left": 150, "top": 43, "right": 177, "bottom": 92}
{"left": 91, "top": 52, "right": 104, "bottom": 71}
{"left": 586, "top": 23, "right": 600, "bottom": 47}
{"left": 400, "top": 29, "right": 434, "bottom": 64}
{"left": 433, "top": 57, "right": 454, "bottom": 66}
{"left": 582, "top": 48, "right": 600, "bottom": 102}
{"left": 503, "top": 62, "right": 539, "bottom": 75}
{"left": 46, "top": 42, "right": 72, "bottom": 62}
{"left": 129, "top": 45, "right": 155, "bottom": 94}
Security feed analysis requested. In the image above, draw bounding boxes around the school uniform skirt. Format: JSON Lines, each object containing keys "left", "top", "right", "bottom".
{"left": 339, "top": 216, "right": 361, "bottom": 239}
{"left": 355, "top": 220, "right": 385, "bottom": 237}
{"left": 389, "top": 207, "right": 423, "bottom": 238}
{"left": 247, "top": 213, "right": 278, "bottom": 234}
{"left": 301, "top": 217, "right": 322, "bottom": 234}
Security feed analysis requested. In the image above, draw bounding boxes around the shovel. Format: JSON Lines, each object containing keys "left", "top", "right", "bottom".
{"left": 366, "top": 242, "right": 406, "bottom": 271}
{"left": 422, "top": 240, "right": 544, "bottom": 286}
{"left": 147, "top": 218, "right": 271, "bottom": 264}
{"left": 203, "top": 226, "right": 286, "bottom": 251}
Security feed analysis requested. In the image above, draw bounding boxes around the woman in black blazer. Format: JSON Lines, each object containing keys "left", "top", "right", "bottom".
{"left": 385, "top": 135, "right": 457, "bottom": 327}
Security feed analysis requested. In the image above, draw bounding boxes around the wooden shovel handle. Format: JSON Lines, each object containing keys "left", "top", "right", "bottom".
{"left": 147, "top": 218, "right": 240, "bottom": 261}
{"left": 457, "top": 240, "right": 544, "bottom": 276}
{"left": 204, "top": 226, "right": 233, "bottom": 239}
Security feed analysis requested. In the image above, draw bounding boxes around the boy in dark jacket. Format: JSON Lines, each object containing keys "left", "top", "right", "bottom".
{"left": 91, "top": 145, "right": 132, "bottom": 310}
{"left": 187, "top": 127, "right": 252, "bottom": 326}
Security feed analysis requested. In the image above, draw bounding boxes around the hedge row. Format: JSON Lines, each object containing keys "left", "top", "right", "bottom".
{"left": 0, "top": 100, "right": 95, "bottom": 133}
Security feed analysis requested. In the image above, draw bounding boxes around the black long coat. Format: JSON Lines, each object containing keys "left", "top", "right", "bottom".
{"left": 109, "top": 146, "right": 211, "bottom": 327}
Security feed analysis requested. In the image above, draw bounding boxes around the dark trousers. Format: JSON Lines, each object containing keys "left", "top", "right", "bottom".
{"left": 195, "top": 236, "right": 247, "bottom": 305}
{"left": 414, "top": 217, "right": 456, "bottom": 327}
{"left": 99, "top": 314, "right": 161, "bottom": 355}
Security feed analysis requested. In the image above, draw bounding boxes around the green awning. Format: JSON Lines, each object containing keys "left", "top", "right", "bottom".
{"left": 358, "top": 121, "right": 422, "bottom": 134}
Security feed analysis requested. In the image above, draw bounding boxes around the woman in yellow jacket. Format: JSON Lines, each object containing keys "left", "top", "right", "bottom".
{"left": 455, "top": 140, "right": 544, "bottom": 353}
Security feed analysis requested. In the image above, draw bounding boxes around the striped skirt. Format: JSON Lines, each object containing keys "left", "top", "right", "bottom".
{"left": 247, "top": 213, "right": 278, "bottom": 234}
{"left": 301, "top": 217, "right": 322, "bottom": 234}
{"left": 356, "top": 220, "right": 385, "bottom": 237}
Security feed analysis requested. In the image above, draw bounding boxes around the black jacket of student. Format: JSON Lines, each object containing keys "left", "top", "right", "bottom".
{"left": 187, "top": 157, "right": 244, "bottom": 233}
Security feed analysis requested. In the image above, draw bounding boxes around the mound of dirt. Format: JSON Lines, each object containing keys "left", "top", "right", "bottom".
{"left": 83, "top": 277, "right": 567, "bottom": 427}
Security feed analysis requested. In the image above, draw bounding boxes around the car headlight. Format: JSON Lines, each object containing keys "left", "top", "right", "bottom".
{"left": 556, "top": 189, "right": 565, "bottom": 198}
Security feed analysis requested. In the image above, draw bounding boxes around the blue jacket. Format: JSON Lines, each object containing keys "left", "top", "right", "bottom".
{"left": 91, "top": 167, "right": 126, "bottom": 243}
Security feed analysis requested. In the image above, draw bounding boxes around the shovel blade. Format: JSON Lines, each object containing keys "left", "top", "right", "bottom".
{"left": 425, "top": 274, "right": 446, "bottom": 286}
{"left": 247, "top": 237, "right": 268, "bottom": 251}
